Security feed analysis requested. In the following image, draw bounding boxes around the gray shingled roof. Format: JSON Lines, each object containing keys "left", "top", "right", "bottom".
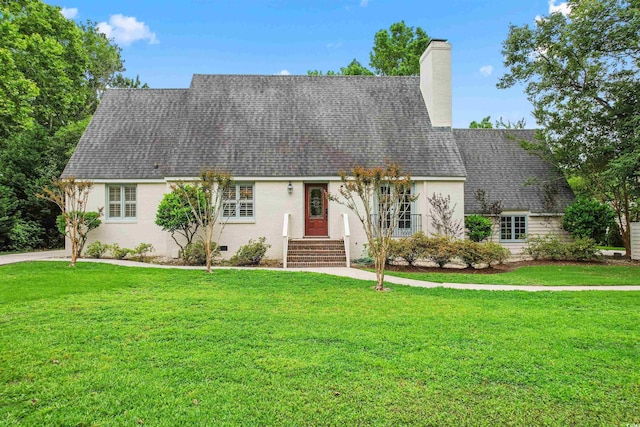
{"left": 63, "top": 75, "right": 466, "bottom": 179}
{"left": 453, "top": 129, "right": 574, "bottom": 214}
{"left": 62, "top": 89, "right": 187, "bottom": 179}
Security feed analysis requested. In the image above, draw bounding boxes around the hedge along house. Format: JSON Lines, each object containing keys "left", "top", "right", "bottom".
{"left": 61, "top": 40, "right": 573, "bottom": 266}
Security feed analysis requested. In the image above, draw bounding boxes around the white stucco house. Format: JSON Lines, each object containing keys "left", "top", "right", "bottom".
{"left": 61, "top": 40, "right": 574, "bottom": 266}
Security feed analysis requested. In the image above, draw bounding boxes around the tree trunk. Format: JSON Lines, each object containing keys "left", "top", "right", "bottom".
{"left": 374, "top": 250, "right": 386, "bottom": 291}
{"left": 205, "top": 239, "right": 212, "bottom": 273}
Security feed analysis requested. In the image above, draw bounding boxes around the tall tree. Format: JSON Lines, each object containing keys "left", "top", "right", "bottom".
{"left": 498, "top": 0, "right": 640, "bottom": 255}
{"left": 307, "top": 59, "right": 373, "bottom": 76}
{"left": 369, "top": 21, "right": 430, "bottom": 76}
{"left": 0, "top": 0, "right": 144, "bottom": 251}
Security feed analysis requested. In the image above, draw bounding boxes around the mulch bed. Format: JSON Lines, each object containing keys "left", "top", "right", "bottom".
{"left": 355, "top": 257, "right": 639, "bottom": 275}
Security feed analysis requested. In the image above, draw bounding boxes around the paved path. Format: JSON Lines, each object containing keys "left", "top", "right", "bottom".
{"left": 1, "top": 251, "right": 639, "bottom": 292}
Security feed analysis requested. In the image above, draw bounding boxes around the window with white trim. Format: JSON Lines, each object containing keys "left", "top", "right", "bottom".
{"left": 223, "top": 183, "right": 254, "bottom": 219}
{"left": 500, "top": 215, "right": 527, "bottom": 242}
{"left": 107, "top": 184, "right": 137, "bottom": 220}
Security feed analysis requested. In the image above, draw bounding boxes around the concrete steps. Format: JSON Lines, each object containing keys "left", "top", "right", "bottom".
{"left": 286, "top": 239, "right": 347, "bottom": 268}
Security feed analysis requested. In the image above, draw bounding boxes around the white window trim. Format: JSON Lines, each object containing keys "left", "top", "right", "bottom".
{"left": 106, "top": 184, "right": 137, "bottom": 222}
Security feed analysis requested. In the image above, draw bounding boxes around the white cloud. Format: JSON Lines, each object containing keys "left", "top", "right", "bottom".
{"left": 537, "top": 0, "right": 571, "bottom": 21}
{"left": 548, "top": 0, "right": 571, "bottom": 16}
{"left": 360, "top": 0, "right": 369, "bottom": 7}
{"left": 60, "top": 7, "right": 78, "bottom": 19}
{"left": 479, "top": 65, "right": 493, "bottom": 77}
{"left": 327, "top": 42, "right": 343, "bottom": 49}
{"left": 278, "top": 70, "right": 291, "bottom": 75}
{"left": 97, "top": 14, "right": 158, "bottom": 46}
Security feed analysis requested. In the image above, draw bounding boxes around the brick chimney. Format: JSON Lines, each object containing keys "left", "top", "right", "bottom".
{"left": 420, "top": 39, "right": 452, "bottom": 128}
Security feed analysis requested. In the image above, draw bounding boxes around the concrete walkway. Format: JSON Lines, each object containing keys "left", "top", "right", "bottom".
{"left": 1, "top": 251, "right": 639, "bottom": 292}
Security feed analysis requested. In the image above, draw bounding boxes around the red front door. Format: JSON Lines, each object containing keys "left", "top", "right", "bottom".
{"left": 305, "top": 184, "right": 328, "bottom": 236}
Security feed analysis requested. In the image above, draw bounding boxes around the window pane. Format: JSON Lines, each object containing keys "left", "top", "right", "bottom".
{"left": 500, "top": 217, "right": 512, "bottom": 240}
{"left": 109, "top": 204, "right": 121, "bottom": 218}
{"left": 125, "top": 203, "right": 136, "bottom": 218}
{"left": 239, "top": 185, "right": 253, "bottom": 200}
{"left": 309, "top": 188, "right": 323, "bottom": 218}
{"left": 124, "top": 186, "right": 136, "bottom": 202}
{"left": 514, "top": 216, "right": 526, "bottom": 240}
{"left": 223, "top": 186, "right": 236, "bottom": 200}
{"left": 239, "top": 201, "right": 253, "bottom": 217}
{"left": 109, "top": 187, "right": 121, "bottom": 202}
{"left": 223, "top": 201, "right": 236, "bottom": 217}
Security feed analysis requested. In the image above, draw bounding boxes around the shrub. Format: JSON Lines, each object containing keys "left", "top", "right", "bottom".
{"left": 85, "top": 241, "right": 109, "bottom": 259}
{"left": 566, "top": 237, "right": 600, "bottom": 261}
{"left": 56, "top": 211, "right": 102, "bottom": 257}
{"left": 8, "top": 219, "right": 45, "bottom": 251}
{"left": 523, "top": 234, "right": 600, "bottom": 261}
{"left": 423, "top": 236, "right": 458, "bottom": 268}
{"left": 132, "top": 243, "right": 154, "bottom": 262}
{"left": 181, "top": 241, "right": 217, "bottom": 266}
{"left": 458, "top": 240, "right": 484, "bottom": 268}
{"left": 482, "top": 242, "right": 511, "bottom": 267}
{"left": 465, "top": 215, "right": 493, "bottom": 242}
{"left": 109, "top": 243, "right": 131, "bottom": 260}
{"left": 388, "top": 232, "right": 429, "bottom": 266}
{"left": 562, "top": 197, "right": 615, "bottom": 244}
{"left": 229, "top": 237, "right": 271, "bottom": 266}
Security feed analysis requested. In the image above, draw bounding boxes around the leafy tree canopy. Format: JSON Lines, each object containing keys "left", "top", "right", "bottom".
{"left": 498, "top": 0, "right": 640, "bottom": 255}
{"left": 0, "top": 0, "right": 147, "bottom": 251}
{"left": 469, "top": 116, "right": 493, "bottom": 129}
{"left": 308, "top": 21, "right": 429, "bottom": 76}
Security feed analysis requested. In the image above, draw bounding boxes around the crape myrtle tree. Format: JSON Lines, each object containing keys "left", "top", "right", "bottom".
{"left": 37, "top": 177, "right": 102, "bottom": 266}
{"left": 328, "top": 163, "right": 415, "bottom": 291}
{"left": 498, "top": 0, "right": 640, "bottom": 256}
{"left": 172, "top": 170, "right": 232, "bottom": 273}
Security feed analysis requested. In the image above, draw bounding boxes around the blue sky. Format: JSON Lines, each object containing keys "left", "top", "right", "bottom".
{"left": 50, "top": 0, "right": 568, "bottom": 128}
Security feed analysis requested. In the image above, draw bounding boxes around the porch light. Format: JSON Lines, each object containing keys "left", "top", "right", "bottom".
{"left": 287, "top": 181, "right": 293, "bottom": 195}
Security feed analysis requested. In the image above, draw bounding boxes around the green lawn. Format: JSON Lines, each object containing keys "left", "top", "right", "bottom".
{"left": 380, "top": 264, "right": 640, "bottom": 286}
{"left": 1, "top": 262, "right": 639, "bottom": 426}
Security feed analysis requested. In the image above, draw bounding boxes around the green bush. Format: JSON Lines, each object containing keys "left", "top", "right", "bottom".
{"left": 458, "top": 240, "right": 484, "bottom": 268}
{"left": 132, "top": 243, "right": 154, "bottom": 262}
{"left": 182, "top": 241, "right": 208, "bottom": 265}
{"left": 482, "top": 242, "right": 511, "bottom": 267}
{"left": 109, "top": 243, "right": 131, "bottom": 260}
{"left": 388, "top": 232, "right": 430, "bottom": 266}
{"left": 423, "top": 236, "right": 458, "bottom": 268}
{"left": 230, "top": 237, "right": 271, "bottom": 266}
{"left": 465, "top": 215, "right": 493, "bottom": 242}
{"left": 524, "top": 234, "right": 600, "bottom": 261}
{"left": 85, "top": 241, "right": 109, "bottom": 259}
{"left": 8, "top": 219, "right": 45, "bottom": 251}
{"left": 562, "top": 197, "right": 615, "bottom": 244}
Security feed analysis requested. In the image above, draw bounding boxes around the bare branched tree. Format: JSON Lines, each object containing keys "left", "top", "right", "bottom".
{"left": 427, "top": 193, "right": 462, "bottom": 238}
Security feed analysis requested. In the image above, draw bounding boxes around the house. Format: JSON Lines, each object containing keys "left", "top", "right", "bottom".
{"left": 62, "top": 40, "right": 574, "bottom": 266}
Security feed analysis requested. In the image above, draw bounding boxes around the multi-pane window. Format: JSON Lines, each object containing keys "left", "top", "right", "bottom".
{"left": 500, "top": 215, "right": 527, "bottom": 241}
{"left": 107, "top": 185, "right": 137, "bottom": 220}
{"left": 376, "top": 185, "right": 414, "bottom": 235}
{"left": 223, "top": 183, "right": 254, "bottom": 219}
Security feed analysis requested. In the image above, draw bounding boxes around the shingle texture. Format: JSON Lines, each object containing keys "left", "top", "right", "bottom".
{"left": 63, "top": 75, "right": 466, "bottom": 179}
{"left": 62, "top": 89, "right": 187, "bottom": 179}
{"left": 453, "top": 129, "right": 574, "bottom": 214}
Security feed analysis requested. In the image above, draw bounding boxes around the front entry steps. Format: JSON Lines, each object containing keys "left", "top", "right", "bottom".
{"left": 286, "top": 239, "right": 347, "bottom": 268}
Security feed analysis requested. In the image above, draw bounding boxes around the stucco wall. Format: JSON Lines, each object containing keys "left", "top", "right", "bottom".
{"left": 81, "top": 182, "right": 174, "bottom": 256}
{"left": 631, "top": 222, "right": 640, "bottom": 260}
{"left": 76, "top": 179, "right": 466, "bottom": 261}
{"left": 420, "top": 181, "right": 466, "bottom": 239}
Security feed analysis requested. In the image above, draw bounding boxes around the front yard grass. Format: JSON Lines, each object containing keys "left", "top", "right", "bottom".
{"left": 1, "top": 262, "right": 639, "bottom": 426}
{"left": 380, "top": 264, "right": 640, "bottom": 286}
